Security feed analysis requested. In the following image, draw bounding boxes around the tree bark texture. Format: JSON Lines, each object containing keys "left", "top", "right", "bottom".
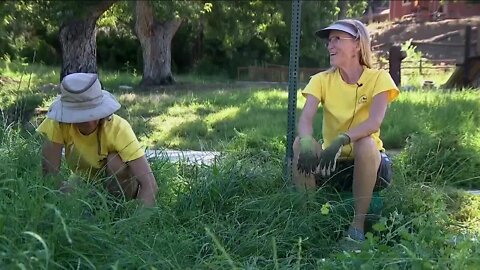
{"left": 135, "top": 0, "right": 182, "bottom": 86}
{"left": 59, "top": 1, "right": 114, "bottom": 81}
{"left": 337, "top": 0, "right": 348, "bottom": 20}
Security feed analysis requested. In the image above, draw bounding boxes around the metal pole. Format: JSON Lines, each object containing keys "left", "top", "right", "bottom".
{"left": 285, "top": 0, "right": 302, "bottom": 185}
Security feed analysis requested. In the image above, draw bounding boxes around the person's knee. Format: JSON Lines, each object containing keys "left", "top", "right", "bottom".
{"left": 353, "top": 137, "right": 378, "bottom": 159}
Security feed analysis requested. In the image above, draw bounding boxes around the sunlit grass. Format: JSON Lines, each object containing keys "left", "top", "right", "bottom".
{"left": 206, "top": 107, "right": 241, "bottom": 124}
{"left": 0, "top": 120, "right": 478, "bottom": 268}
{"left": 0, "top": 62, "right": 479, "bottom": 268}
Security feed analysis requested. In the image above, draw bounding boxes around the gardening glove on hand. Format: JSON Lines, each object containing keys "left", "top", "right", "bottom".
{"left": 318, "top": 133, "right": 351, "bottom": 177}
{"left": 297, "top": 136, "right": 318, "bottom": 175}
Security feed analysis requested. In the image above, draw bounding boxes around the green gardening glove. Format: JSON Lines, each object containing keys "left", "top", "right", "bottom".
{"left": 318, "top": 133, "right": 351, "bottom": 177}
{"left": 297, "top": 136, "right": 318, "bottom": 174}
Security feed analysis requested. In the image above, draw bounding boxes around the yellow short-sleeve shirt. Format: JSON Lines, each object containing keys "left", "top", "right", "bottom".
{"left": 36, "top": 114, "right": 144, "bottom": 179}
{"left": 302, "top": 67, "right": 399, "bottom": 158}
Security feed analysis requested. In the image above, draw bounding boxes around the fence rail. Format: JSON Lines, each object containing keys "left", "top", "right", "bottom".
{"left": 238, "top": 59, "right": 458, "bottom": 82}
{"left": 237, "top": 64, "right": 325, "bottom": 83}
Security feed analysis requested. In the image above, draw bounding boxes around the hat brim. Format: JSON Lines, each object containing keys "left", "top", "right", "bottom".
{"left": 315, "top": 23, "right": 357, "bottom": 39}
{"left": 46, "top": 90, "right": 121, "bottom": 123}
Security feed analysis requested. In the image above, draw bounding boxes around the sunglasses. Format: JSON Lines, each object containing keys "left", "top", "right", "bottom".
{"left": 325, "top": 36, "right": 357, "bottom": 47}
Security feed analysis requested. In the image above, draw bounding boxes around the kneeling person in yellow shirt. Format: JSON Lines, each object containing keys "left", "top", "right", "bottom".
{"left": 37, "top": 73, "right": 158, "bottom": 207}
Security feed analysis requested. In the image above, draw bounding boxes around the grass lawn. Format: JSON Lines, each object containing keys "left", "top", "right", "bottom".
{"left": 0, "top": 61, "right": 479, "bottom": 268}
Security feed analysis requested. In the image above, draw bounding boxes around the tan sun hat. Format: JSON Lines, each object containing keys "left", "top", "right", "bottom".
{"left": 46, "top": 73, "right": 121, "bottom": 123}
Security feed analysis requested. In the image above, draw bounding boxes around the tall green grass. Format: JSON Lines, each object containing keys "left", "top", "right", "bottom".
{"left": 0, "top": 122, "right": 478, "bottom": 269}
{"left": 2, "top": 61, "right": 480, "bottom": 188}
{"left": 1, "top": 62, "right": 479, "bottom": 268}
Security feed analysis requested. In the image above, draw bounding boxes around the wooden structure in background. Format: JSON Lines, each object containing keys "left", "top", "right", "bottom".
{"left": 237, "top": 64, "right": 325, "bottom": 83}
{"left": 443, "top": 26, "right": 480, "bottom": 88}
{"left": 389, "top": 0, "right": 480, "bottom": 22}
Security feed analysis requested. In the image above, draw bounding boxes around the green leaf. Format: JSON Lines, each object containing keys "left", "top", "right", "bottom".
{"left": 372, "top": 222, "right": 386, "bottom": 232}
{"left": 320, "top": 202, "right": 331, "bottom": 215}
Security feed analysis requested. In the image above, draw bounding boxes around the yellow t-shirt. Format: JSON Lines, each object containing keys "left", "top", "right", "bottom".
{"left": 302, "top": 67, "right": 399, "bottom": 158}
{"left": 36, "top": 114, "right": 144, "bottom": 179}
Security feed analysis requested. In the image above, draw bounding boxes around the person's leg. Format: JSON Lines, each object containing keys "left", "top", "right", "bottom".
{"left": 351, "top": 136, "right": 381, "bottom": 233}
{"left": 292, "top": 136, "right": 322, "bottom": 192}
{"left": 104, "top": 152, "right": 139, "bottom": 200}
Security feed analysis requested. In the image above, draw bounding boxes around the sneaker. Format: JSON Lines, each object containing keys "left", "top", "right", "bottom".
{"left": 345, "top": 227, "right": 365, "bottom": 241}
{"left": 336, "top": 227, "right": 365, "bottom": 252}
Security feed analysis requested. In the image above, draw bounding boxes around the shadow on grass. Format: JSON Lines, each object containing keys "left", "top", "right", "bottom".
{"left": 113, "top": 88, "right": 323, "bottom": 151}
{"left": 130, "top": 89, "right": 480, "bottom": 188}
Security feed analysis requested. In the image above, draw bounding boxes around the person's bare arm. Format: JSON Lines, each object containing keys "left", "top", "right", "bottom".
{"left": 41, "top": 140, "right": 71, "bottom": 191}
{"left": 345, "top": 91, "right": 389, "bottom": 142}
{"left": 42, "top": 140, "right": 63, "bottom": 176}
{"left": 128, "top": 155, "right": 158, "bottom": 207}
{"left": 298, "top": 95, "right": 320, "bottom": 137}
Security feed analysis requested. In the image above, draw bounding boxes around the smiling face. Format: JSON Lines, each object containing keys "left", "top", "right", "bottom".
{"left": 327, "top": 30, "right": 360, "bottom": 69}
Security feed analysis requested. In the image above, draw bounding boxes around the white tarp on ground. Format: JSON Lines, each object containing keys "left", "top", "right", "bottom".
{"left": 145, "top": 149, "right": 220, "bottom": 165}
{"left": 145, "top": 149, "right": 480, "bottom": 196}
{"left": 466, "top": 190, "right": 480, "bottom": 196}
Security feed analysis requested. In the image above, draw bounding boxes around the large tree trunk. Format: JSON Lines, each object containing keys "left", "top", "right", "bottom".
{"left": 59, "top": 1, "right": 114, "bottom": 81}
{"left": 135, "top": 0, "right": 182, "bottom": 87}
{"left": 192, "top": 21, "right": 204, "bottom": 65}
{"left": 337, "top": 0, "right": 348, "bottom": 20}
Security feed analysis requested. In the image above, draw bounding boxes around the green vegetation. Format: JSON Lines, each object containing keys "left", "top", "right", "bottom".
{"left": 2, "top": 60, "right": 480, "bottom": 190}
{"left": 2, "top": 1, "right": 480, "bottom": 267}
{"left": 1, "top": 60, "right": 480, "bottom": 268}
{"left": 0, "top": 117, "right": 479, "bottom": 269}
{"left": 0, "top": 1, "right": 369, "bottom": 78}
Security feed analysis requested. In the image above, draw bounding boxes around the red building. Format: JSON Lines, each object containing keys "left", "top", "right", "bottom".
{"left": 389, "top": 0, "right": 480, "bottom": 21}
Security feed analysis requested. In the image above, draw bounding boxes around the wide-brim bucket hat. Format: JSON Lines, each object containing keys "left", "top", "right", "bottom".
{"left": 46, "top": 73, "right": 120, "bottom": 123}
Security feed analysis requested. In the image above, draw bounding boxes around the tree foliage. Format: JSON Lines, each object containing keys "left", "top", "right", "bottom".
{"left": 1, "top": 0, "right": 369, "bottom": 78}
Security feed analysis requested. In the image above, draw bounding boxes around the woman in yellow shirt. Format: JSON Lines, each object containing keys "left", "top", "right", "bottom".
{"left": 37, "top": 73, "right": 158, "bottom": 207}
{"left": 293, "top": 19, "right": 399, "bottom": 244}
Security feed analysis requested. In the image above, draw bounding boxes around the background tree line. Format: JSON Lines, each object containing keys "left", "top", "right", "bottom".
{"left": 0, "top": 0, "right": 369, "bottom": 86}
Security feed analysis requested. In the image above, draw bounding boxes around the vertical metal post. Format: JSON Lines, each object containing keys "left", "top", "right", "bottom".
{"left": 419, "top": 58, "right": 422, "bottom": 75}
{"left": 285, "top": 0, "right": 302, "bottom": 185}
{"left": 464, "top": 25, "right": 472, "bottom": 86}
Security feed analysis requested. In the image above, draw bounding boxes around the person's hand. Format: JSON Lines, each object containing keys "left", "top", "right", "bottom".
{"left": 297, "top": 136, "right": 319, "bottom": 175}
{"left": 318, "top": 133, "right": 350, "bottom": 177}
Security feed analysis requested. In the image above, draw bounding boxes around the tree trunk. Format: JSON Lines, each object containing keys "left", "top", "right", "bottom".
{"left": 192, "top": 21, "right": 204, "bottom": 66}
{"left": 337, "top": 0, "right": 348, "bottom": 20}
{"left": 135, "top": 0, "right": 182, "bottom": 86}
{"left": 59, "top": 1, "right": 114, "bottom": 82}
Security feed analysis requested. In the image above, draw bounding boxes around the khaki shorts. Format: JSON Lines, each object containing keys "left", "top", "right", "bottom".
{"left": 315, "top": 152, "right": 393, "bottom": 192}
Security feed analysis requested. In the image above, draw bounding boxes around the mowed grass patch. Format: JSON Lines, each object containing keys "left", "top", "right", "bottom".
{"left": 115, "top": 88, "right": 321, "bottom": 151}
{"left": 114, "top": 87, "right": 480, "bottom": 188}
{"left": 109, "top": 84, "right": 480, "bottom": 153}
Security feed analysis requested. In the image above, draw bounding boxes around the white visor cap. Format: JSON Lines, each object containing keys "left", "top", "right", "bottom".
{"left": 315, "top": 22, "right": 358, "bottom": 39}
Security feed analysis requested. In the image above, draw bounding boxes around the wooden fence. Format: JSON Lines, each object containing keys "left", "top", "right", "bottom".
{"left": 237, "top": 64, "right": 325, "bottom": 83}
{"left": 238, "top": 59, "right": 457, "bottom": 82}
{"left": 373, "top": 58, "right": 457, "bottom": 75}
